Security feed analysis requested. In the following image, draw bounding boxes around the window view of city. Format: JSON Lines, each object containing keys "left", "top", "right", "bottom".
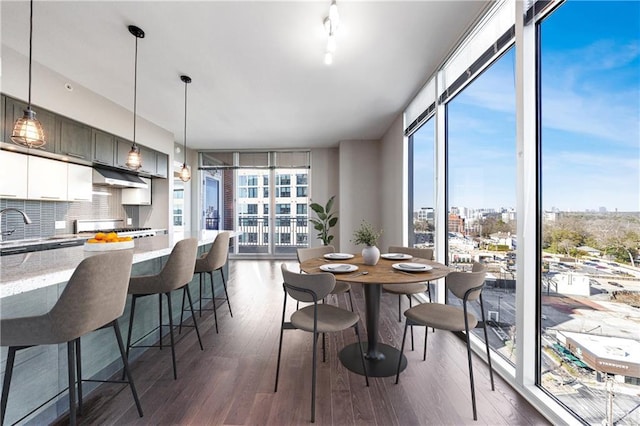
{"left": 539, "top": 2, "right": 639, "bottom": 424}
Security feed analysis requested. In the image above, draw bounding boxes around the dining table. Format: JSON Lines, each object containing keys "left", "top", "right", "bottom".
{"left": 300, "top": 252, "right": 451, "bottom": 377}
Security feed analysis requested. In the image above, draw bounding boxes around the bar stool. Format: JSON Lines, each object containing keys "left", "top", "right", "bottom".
{"left": 184, "top": 231, "right": 232, "bottom": 334}
{"left": 1, "top": 251, "right": 142, "bottom": 426}
{"left": 125, "top": 238, "right": 201, "bottom": 380}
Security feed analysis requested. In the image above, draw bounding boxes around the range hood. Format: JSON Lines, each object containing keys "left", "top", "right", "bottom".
{"left": 92, "top": 168, "right": 148, "bottom": 189}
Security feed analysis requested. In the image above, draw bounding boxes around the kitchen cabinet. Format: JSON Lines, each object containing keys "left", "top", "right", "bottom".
{"left": 116, "top": 138, "right": 134, "bottom": 169}
{"left": 27, "top": 156, "right": 67, "bottom": 201}
{"left": 59, "top": 118, "right": 92, "bottom": 160}
{"left": 138, "top": 146, "right": 156, "bottom": 175}
{"left": 92, "top": 129, "right": 115, "bottom": 166}
{"left": 0, "top": 150, "right": 28, "bottom": 199}
{"left": 122, "top": 177, "right": 151, "bottom": 205}
{"left": 3, "top": 97, "right": 57, "bottom": 153}
{"left": 67, "top": 163, "right": 92, "bottom": 202}
{"left": 155, "top": 152, "right": 168, "bottom": 178}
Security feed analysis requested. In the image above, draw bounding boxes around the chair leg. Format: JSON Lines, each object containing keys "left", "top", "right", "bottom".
{"left": 322, "top": 333, "right": 326, "bottom": 363}
{"left": 123, "top": 295, "right": 138, "bottom": 380}
{"left": 158, "top": 293, "right": 163, "bottom": 349}
{"left": 423, "top": 326, "right": 429, "bottom": 361}
{"left": 408, "top": 296, "right": 414, "bottom": 351}
{"left": 1, "top": 347, "right": 17, "bottom": 425}
{"left": 209, "top": 271, "right": 219, "bottom": 334}
{"left": 75, "top": 338, "right": 83, "bottom": 415}
{"left": 354, "top": 324, "right": 369, "bottom": 387}
{"left": 311, "top": 331, "right": 318, "bottom": 423}
{"left": 184, "top": 285, "right": 204, "bottom": 350}
{"left": 67, "top": 341, "right": 77, "bottom": 426}
{"left": 347, "top": 289, "right": 355, "bottom": 312}
{"left": 220, "top": 267, "right": 233, "bottom": 317}
{"left": 395, "top": 321, "right": 410, "bottom": 384}
{"left": 397, "top": 295, "right": 402, "bottom": 322}
{"left": 165, "top": 292, "right": 178, "bottom": 380}
{"left": 113, "top": 320, "right": 144, "bottom": 417}
{"left": 274, "top": 289, "right": 288, "bottom": 392}
{"left": 179, "top": 286, "right": 187, "bottom": 334}
{"left": 199, "top": 272, "right": 203, "bottom": 317}
{"left": 464, "top": 319, "right": 478, "bottom": 420}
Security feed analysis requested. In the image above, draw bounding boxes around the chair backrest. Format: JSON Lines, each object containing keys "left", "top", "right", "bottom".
{"left": 158, "top": 238, "right": 199, "bottom": 292}
{"left": 446, "top": 262, "right": 487, "bottom": 302}
{"left": 49, "top": 250, "right": 133, "bottom": 342}
{"left": 281, "top": 263, "right": 335, "bottom": 303}
{"left": 296, "top": 245, "right": 335, "bottom": 263}
{"left": 202, "top": 232, "right": 231, "bottom": 271}
{"left": 388, "top": 245, "right": 434, "bottom": 261}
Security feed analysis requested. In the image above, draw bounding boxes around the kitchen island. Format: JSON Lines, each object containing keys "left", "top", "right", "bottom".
{"left": 0, "top": 231, "right": 235, "bottom": 425}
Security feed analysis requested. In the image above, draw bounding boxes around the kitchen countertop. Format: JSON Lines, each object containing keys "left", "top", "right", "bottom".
{"left": 0, "top": 230, "right": 236, "bottom": 298}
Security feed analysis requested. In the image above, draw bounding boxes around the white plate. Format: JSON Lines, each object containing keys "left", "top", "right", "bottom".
{"left": 324, "top": 252, "right": 355, "bottom": 260}
{"left": 319, "top": 263, "right": 358, "bottom": 273}
{"left": 381, "top": 253, "right": 412, "bottom": 260}
{"left": 84, "top": 240, "right": 134, "bottom": 251}
{"left": 392, "top": 262, "right": 433, "bottom": 272}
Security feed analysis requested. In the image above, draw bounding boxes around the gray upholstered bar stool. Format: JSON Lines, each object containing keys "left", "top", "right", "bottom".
{"left": 125, "top": 238, "right": 201, "bottom": 380}
{"left": 184, "top": 231, "right": 232, "bottom": 334}
{"left": 1, "top": 251, "right": 142, "bottom": 426}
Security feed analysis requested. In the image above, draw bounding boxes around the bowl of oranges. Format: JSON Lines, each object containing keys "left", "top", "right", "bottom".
{"left": 84, "top": 232, "right": 135, "bottom": 251}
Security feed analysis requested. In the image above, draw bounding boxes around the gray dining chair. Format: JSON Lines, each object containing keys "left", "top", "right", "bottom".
{"left": 296, "top": 245, "right": 354, "bottom": 311}
{"left": 1, "top": 251, "right": 142, "bottom": 426}
{"left": 274, "top": 264, "right": 368, "bottom": 423}
{"left": 125, "top": 238, "right": 201, "bottom": 380}
{"left": 395, "top": 262, "right": 494, "bottom": 421}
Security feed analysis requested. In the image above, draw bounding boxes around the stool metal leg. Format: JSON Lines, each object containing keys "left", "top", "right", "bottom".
{"left": 208, "top": 271, "right": 219, "bottom": 333}
{"left": 220, "top": 268, "right": 233, "bottom": 317}
{"left": 1, "top": 347, "right": 17, "bottom": 425}
{"left": 184, "top": 285, "right": 204, "bottom": 350}
{"left": 75, "top": 338, "right": 83, "bottom": 415}
{"left": 112, "top": 320, "right": 144, "bottom": 417}
{"left": 178, "top": 288, "right": 187, "bottom": 334}
{"left": 158, "top": 293, "right": 163, "bottom": 349}
{"left": 67, "top": 341, "right": 77, "bottom": 426}
{"left": 165, "top": 292, "right": 178, "bottom": 380}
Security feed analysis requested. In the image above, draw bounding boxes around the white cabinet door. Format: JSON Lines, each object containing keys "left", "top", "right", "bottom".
{"left": 122, "top": 177, "right": 151, "bottom": 205}
{"left": 0, "top": 150, "right": 28, "bottom": 199}
{"left": 67, "top": 164, "right": 92, "bottom": 202}
{"left": 27, "top": 156, "right": 68, "bottom": 201}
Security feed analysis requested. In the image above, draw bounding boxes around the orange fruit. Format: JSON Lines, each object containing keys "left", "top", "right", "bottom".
{"left": 107, "top": 232, "right": 118, "bottom": 239}
{"left": 95, "top": 232, "right": 107, "bottom": 240}
{"left": 87, "top": 238, "right": 99, "bottom": 243}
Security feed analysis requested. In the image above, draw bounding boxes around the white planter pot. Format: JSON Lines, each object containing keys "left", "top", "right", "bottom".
{"left": 362, "top": 245, "right": 380, "bottom": 266}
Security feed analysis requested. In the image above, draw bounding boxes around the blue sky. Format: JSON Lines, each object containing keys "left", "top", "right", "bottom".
{"left": 413, "top": 0, "right": 639, "bottom": 213}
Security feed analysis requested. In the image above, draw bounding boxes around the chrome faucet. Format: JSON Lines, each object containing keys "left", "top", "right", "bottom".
{"left": 0, "top": 208, "right": 33, "bottom": 242}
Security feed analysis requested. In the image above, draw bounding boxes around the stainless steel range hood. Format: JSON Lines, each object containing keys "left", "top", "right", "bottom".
{"left": 92, "top": 168, "right": 148, "bottom": 189}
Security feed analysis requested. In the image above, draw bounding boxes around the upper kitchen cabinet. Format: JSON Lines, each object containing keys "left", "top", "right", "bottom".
{"left": 0, "top": 150, "right": 28, "bottom": 199}
{"left": 155, "top": 152, "right": 168, "bottom": 178}
{"left": 138, "top": 145, "right": 157, "bottom": 175}
{"left": 3, "top": 96, "right": 57, "bottom": 153}
{"left": 67, "top": 163, "right": 92, "bottom": 202}
{"left": 92, "top": 129, "right": 115, "bottom": 166}
{"left": 27, "top": 156, "right": 68, "bottom": 201}
{"left": 58, "top": 118, "right": 92, "bottom": 160}
{"left": 115, "top": 138, "right": 134, "bottom": 169}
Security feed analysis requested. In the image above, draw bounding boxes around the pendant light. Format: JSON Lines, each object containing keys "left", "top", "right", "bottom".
{"left": 125, "top": 25, "right": 145, "bottom": 170}
{"left": 11, "top": 0, "right": 46, "bottom": 148}
{"left": 179, "top": 75, "right": 192, "bottom": 182}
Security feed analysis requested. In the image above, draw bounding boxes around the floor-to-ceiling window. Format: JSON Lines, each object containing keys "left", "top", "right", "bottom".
{"left": 539, "top": 2, "right": 640, "bottom": 423}
{"left": 446, "top": 47, "right": 518, "bottom": 365}
{"left": 409, "top": 117, "right": 436, "bottom": 249}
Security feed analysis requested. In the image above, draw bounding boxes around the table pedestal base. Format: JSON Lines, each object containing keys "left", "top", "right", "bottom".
{"left": 339, "top": 342, "right": 407, "bottom": 377}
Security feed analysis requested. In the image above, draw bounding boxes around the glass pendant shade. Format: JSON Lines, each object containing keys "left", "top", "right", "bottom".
{"left": 125, "top": 144, "right": 142, "bottom": 170}
{"left": 179, "top": 163, "right": 191, "bottom": 182}
{"left": 11, "top": 108, "right": 45, "bottom": 148}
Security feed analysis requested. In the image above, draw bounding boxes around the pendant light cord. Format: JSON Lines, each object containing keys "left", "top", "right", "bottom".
{"left": 132, "top": 35, "right": 138, "bottom": 146}
{"left": 27, "top": 0, "right": 34, "bottom": 109}
{"left": 183, "top": 80, "right": 188, "bottom": 165}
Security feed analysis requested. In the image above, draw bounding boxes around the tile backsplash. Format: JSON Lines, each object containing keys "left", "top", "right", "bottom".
{"left": 0, "top": 186, "right": 139, "bottom": 241}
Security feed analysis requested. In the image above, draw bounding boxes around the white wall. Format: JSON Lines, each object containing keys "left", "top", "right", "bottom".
{"left": 379, "top": 114, "right": 406, "bottom": 251}
{"left": 310, "top": 147, "right": 340, "bottom": 248}
{"left": 338, "top": 139, "right": 381, "bottom": 254}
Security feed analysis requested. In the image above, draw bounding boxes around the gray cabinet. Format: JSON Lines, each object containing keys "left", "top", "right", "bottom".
{"left": 58, "top": 118, "right": 91, "bottom": 160}
{"left": 3, "top": 96, "right": 57, "bottom": 153}
{"left": 116, "top": 138, "right": 133, "bottom": 168}
{"left": 138, "top": 146, "right": 156, "bottom": 175}
{"left": 155, "top": 152, "right": 169, "bottom": 178}
{"left": 92, "top": 129, "right": 115, "bottom": 166}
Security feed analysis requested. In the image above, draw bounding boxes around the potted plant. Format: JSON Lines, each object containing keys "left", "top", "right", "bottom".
{"left": 352, "top": 220, "right": 382, "bottom": 265}
{"left": 309, "top": 195, "right": 338, "bottom": 246}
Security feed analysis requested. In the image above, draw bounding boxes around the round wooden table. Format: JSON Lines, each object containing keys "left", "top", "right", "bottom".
{"left": 300, "top": 254, "right": 451, "bottom": 377}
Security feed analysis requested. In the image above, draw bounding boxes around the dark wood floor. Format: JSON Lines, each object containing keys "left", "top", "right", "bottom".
{"left": 74, "top": 259, "right": 550, "bottom": 425}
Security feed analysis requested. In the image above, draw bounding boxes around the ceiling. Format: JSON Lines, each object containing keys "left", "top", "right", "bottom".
{"left": 1, "top": 1, "right": 489, "bottom": 150}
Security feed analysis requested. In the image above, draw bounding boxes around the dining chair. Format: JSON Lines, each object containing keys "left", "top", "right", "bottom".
{"left": 296, "top": 245, "right": 354, "bottom": 311}
{"left": 125, "top": 238, "right": 201, "bottom": 380}
{"left": 1, "top": 251, "right": 143, "bottom": 426}
{"left": 274, "top": 264, "right": 369, "bottom": 423}
{"left": 382, "top": 245, "right": 434, "bottom": 350}
{"left": 394, "top": 262, "right": 494, "bottom": 421}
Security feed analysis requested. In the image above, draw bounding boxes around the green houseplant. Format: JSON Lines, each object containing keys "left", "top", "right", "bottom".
{"left": 309, "top": 195, "right": 338, "bottom": 246}
{"left": 352, "top": 220, "right": 382, "bottom": 265}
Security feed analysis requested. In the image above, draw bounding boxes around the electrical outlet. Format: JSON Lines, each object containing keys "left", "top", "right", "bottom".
{"left": 55, "top": 221, "right": 66, "bottom": 230}
{"left": 126, "top": 218, "right": 132, "bottom": 225}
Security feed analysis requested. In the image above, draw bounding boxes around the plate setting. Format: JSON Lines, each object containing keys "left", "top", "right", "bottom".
{"left": 324, "top": 253, "right": 355, "bottom": 260}
{"left": 319, "top": 263, "right": 358, "bottom": 273}
{"left": 392, "top": 262, "right": 433, "bottom": 272}
{"left": 381, "top": 253, "right": 412, "bottom": 260}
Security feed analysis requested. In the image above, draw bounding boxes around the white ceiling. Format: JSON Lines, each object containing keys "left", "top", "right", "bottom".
{"left": 1, "top": 1, "right": 489, "bottom": 150}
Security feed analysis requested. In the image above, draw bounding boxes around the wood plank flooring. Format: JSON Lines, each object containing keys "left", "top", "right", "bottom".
{"left": 68, "top": 259, "right": 550, "bottom": 425}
